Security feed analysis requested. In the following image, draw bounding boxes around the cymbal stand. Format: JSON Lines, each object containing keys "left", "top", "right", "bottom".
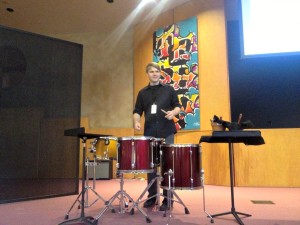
{"left": 63, "top": 155, "right": 113, "bottom": 221}
{"left": 94, "top": 172, "right": 152, "bottom": 223}
{"left": 81, "top": 143, "right": 116, "bottom": 209}
{"left": 83, "top": 157, "right": 112, "bottom": 208}
{"left": 60, "top": 136, "right": 97, "bottom": 225}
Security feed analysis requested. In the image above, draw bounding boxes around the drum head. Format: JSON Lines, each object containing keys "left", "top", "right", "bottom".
{"left": 98, "top": 136, "right": 118, "bottom": 141}
{"left": 160, "top": 143, "right": 199, "bottom": 148}
{"left": 118, "top": 136, "right": 154, "bottom": 141}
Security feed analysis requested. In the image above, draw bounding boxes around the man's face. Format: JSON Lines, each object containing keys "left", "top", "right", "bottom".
{"left": 147, "top": 66, "right": 161, "bottom": 85}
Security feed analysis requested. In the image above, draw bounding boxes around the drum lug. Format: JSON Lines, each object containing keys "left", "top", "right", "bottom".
{"left": 131, "top": 140, "right": 136, "bottom": 169}
{"left": 172, "top": 177, "right": 175, "bottom": 186}
{"left": 190, "top": 178, "right": 194, "bottom": 189}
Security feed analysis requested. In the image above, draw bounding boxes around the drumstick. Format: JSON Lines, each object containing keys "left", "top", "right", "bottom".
{"left": 161, "top": 109, "right": 168, "bottom": 114}
{"left": 161, "top": 109, "right": 175, "bottom": 120}
{"left": 237, "top": 113, "right": 243, "bottom": 125}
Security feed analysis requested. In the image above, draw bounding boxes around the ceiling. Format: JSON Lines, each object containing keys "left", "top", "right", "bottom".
{"left": 0, "top": 0, "right": 192, "bottom": 36}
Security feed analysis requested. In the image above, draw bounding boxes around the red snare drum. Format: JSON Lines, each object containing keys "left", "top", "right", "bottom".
{"left": 160, "top": 144, "right": 202, "bottom": 190}
{"left": 117, "top": 136, "right": 154, "bottom": 173}
{"left": 152, "top": 138, "right": 165, "bottom": 166}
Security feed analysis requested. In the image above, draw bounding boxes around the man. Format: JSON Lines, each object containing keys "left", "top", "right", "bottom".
{"left": 133, "top": 62, "right": 181, "bottom": 211}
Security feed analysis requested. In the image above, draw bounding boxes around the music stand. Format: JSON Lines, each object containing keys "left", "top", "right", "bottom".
{"left": 200, "top": 131, "right": 265, "bottom": 225}
{"left": 59, "top": 127, "right": 111, "bottom": 225}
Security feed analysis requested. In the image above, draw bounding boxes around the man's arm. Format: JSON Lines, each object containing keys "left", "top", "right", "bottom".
{"left": 133, "top": 113, "right": 141, "bottom": 130}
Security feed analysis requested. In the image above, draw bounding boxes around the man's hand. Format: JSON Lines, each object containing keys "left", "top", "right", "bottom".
{"left": 134, "top": 121, "right": 141, "bottom": 130}
{"left": 161, "top": 109, "right": 176, "bottom": 120}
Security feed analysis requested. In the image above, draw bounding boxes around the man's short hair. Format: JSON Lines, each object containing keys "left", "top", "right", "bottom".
{"left": 146, "top": 62, "right": 161, "bottom": 73}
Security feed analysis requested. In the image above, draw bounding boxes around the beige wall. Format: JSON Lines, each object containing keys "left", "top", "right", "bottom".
{"left": 54, "top": 31, "right": 134, "bottom": 129}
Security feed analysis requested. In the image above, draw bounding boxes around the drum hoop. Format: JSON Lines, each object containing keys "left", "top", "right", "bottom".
{"left": 160, "top": 144, "right": 199, "bottom": 147}
{"left": 118, "top": 169, "right": 154, "bottom": 173}
{"left": 118, "top": 136, "right": 154, "bottom": 141}
{"left": 98, "top": 136, "right": 118, "bottom": 141}
{"left": 153, "top": 138, "right": 164, "bottom": 141}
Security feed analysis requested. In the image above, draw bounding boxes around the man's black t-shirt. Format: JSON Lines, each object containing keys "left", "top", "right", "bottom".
{"left": 133, "top": 83, "right": 181, "bottom": 138}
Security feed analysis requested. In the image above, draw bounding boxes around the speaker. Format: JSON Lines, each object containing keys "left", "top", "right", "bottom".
{"left": 87, "top": 160, "right": 112, "bottom": 180}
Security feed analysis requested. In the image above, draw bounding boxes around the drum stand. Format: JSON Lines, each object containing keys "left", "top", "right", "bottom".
{"left": 161, "top": 169, "right": 214, "bottom": 224}
{"left": 163, "top": 169, "right": 174, "bottom": 225}
{"left": 62, "top": 157, "right": 114, "bottom": 222}
{"left": 201, "top": 169, "right": 214, "bottom": 223}
{"left": 161, "top": 169, "right": 190, "bottom": 216}
{"left": 85, "top": 158, "right": 113, "bottom": 207}
{"left": 195, "top": 144, "right": 213, "bottom": 223}
{"left": 133, "top": 167, "right": 161, "bottom": 209}
{"left": 134, "top": 166, "right": 189, "bottom": 216}
{"left": 94, "top": 172, "right": 152, "bottom": 223}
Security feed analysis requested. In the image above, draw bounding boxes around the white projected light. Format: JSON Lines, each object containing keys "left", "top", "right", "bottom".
{"left": 241, "top": 0, "right": 300, "bottom": 56}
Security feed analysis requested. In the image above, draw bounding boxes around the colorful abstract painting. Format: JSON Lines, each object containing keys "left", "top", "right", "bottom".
{"left": 153, "top": 16, "right": 199, "bottom": 130}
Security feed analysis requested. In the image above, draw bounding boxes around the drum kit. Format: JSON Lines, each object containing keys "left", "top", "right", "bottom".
{"left": 61, "top": 128, "right": 212, "bottom": 225}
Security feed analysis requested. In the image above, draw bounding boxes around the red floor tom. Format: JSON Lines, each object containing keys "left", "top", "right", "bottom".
{"left": 160, "top": 144, "right": 202, "bottom": 190}
{"left": 117, "top": 136, "right": 154, "bottom": 173}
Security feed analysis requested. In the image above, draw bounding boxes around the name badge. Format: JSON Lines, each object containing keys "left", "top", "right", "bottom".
{"left": 151, "top": 104, "right": 157, "bottom": 114}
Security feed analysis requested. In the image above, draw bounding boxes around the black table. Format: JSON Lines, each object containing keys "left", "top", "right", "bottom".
{"left": 200, "top": 131, "right": 265, "bottom": 225}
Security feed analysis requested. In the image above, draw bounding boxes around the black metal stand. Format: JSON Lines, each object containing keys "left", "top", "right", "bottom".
{"left": 199, "top": 131, "right": 265, "bottom": 225}
{"left": 209, "top": 142, "right": 251, "bottom": 225}
{"left": 59, "top": 136, "right": 98, "bottom": 225}
{"left": 59, "top": 128, "right": 112, "bottom": 225}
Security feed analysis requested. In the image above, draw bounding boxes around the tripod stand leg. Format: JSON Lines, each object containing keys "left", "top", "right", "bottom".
{"left": 89, "top": 188, "right": 108, "bottom": 205}
{"left": 94, "top": 190, "right": 122, "bottom": 220}
{"left": 94, "top": 173, "right": 152, "bottom": 223}
{"left": 236, "top": 211, "right": 251, "bottom": 217}
{"left": 123, "top": 191, "right": 152, "bottom": 223}
{"left": 83, "top": 186, "right": 116, "bottom": 212}
{"left": 58, "top": 216, "right": 98, "bottom": 225}
{"left": 161, "top": 186, "right": 190, "bottom": 215}
{"left": 135, "top": 174, "right": 160, "bottom": 206}
{"left": 172, "top": 189, "right": 189, "bottom": 214}
{"left": 64, "top": 189, "right": 84, "bottom": 219}
{"left": 232, "top": 212, "right": 245, "bottom": 225}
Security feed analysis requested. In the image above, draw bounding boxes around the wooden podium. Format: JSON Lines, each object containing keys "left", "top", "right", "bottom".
{"left": 200, "top": 131, "right": 265, "bottom": 225}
